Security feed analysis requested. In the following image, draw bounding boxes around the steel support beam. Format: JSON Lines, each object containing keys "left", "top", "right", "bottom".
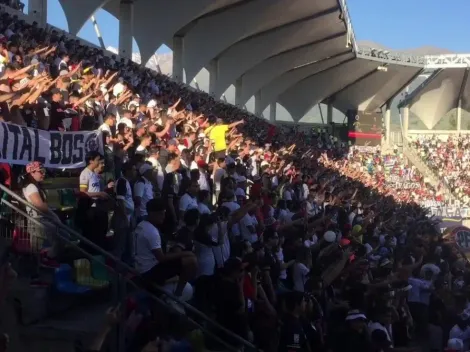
{"left": 336, "top": 0, "right": 357, "bottom": 51}
{"left": 397, "top": 69, "right": 444, "bottom": 108}
{"left": 269, "top": 102, "right": 276, "bottom": 122}
{"left": 172, "top": 36, "right": 184, "bottom": 83}
{"left": 357, "top": 46, "right": 425, "bottom": 67}
{"left": 357, "top": 46, "right": 470, "bottom": 69}
{"left": 118, "top": 0, "right": 134, "bottom": 59}
{"left": 235, "top": 77, "right": 243, "bottom": 106}
{"left": 209, "top": 59, "right": 218, "bottom": 96}
{"left": 457, "top": 68, "right": 469, "bottom": 131}
{"left": 28, "top": 0, "right": 47, "bottom": 27}
{"left": 384, "top": 102, "right": 391, "bottom": 145}
{"left": 327, "top": 103, "right": 333, "bottom": 124}
{"left": 425, "top": 54, "right": 470, "bottom": 68}
{"left": 254, "top": 91, "right": 262, "bottom": 116}
{"left": 379, "top": 68, "right": 425, "bottom": 110}
{"left": 402, "top": 106, "right": 409, "bottom": 138}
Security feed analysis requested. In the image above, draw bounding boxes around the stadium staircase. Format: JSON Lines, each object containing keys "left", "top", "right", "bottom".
{"left": 0, "top": 184, "right": 255, "bottom": 352}
{"left": 402, "top": 137, "right": 456, "bottom": 201}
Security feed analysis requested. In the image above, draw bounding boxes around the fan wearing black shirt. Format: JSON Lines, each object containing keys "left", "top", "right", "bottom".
{"left": 173, "top": 208, "right": 200, "bottom": 252}
{"left": 213, "top": 257, "right": 249, "bottom": 349}
{"left": 279, "top": 291, "right": 310, "bottom": 352}
{"left": 48, "top": 88, "right": 65, "bottom": 131}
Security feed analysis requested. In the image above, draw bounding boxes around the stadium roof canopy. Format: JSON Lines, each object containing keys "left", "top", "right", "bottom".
{"left": 55, "top": 0, "right": 470, "bottom": 122}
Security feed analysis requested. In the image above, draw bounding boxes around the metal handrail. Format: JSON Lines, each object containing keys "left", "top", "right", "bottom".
{"left": 0, "top": 184, "right": 256, "bottom": 351}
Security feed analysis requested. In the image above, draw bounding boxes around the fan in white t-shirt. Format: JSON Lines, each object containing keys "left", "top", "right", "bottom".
{"left": 179, "top": 181, "right": 199, "bottom": 221}
{"left": 240, "top": 213, "right": 258, "bottom": 243}
{"left": 134, "top": 198, "right": 197, "bottom": 309}
{"left": 79, "top": 152, "right": 109, "bottom": 200}
{"left": 292, "top": 247, "right": 312, "bottom": 292}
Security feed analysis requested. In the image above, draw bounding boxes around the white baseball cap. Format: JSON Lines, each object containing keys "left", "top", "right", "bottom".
{"left": 446, "top": 338, "right": 464, "bottom": 352}
{"left": 324, "top": 231, "right": 336, "bottom": 243}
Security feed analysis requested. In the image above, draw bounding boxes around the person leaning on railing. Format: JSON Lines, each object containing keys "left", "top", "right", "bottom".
{"left": 19, "top": 161, "right": 63, "bottom": 267}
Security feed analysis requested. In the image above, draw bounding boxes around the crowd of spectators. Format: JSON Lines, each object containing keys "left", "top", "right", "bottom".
{"left": 412, "top": 135, "right": 470, "bottom": 206}
{"left": 1, "top": 6, "right": 470, "bottom": 352}
{"left": 343, "top": 147, "right": 446, "bottom": 205}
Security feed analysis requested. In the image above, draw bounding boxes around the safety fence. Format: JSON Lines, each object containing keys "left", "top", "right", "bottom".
{"left": 0, "top": 184, "right": 256, "bottom": 352}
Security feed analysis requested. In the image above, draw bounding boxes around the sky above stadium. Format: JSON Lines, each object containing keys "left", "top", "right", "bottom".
{"left": 21, "top": 0, "right": 470, "bottom": 54}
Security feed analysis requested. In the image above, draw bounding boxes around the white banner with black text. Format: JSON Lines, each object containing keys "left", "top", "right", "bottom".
{"left": 0, "top": 122, "right": 103, "bottom": 169}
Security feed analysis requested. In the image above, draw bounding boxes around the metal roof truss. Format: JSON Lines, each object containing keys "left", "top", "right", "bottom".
{"left": 424, "top": 54, "right": 470, "bottom": 69}
{"left": 357, "top": 47, "right": 470, "bottom": 69}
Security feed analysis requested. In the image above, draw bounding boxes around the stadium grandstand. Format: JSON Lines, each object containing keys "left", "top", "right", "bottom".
{"left": 1, "top": 1, "right": 470, "bottom": 352}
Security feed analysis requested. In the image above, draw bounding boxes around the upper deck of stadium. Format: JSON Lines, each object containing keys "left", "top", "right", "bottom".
{"left": 25, "top": 0, "right": 470, "bottom": 127}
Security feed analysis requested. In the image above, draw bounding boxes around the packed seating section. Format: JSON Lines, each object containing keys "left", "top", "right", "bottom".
{"left": 0, "top": 4, "right": 468, "bottom": 352}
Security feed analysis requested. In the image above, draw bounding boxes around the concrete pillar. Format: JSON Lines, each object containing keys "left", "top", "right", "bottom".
{"left": 119, "top": 0, "right": 134, "bottom": 59}
{"left": 457, "top": 98, "right": 462, "bottom": 131}
{"left": 234, "top": 77, "right": 243, "bottom": 107}
{"left": 384, "top": 102, "right": 391, "bottom": 145}
{"left": 269, "top": 102, "right": 276, "bottom": 122}
{"left": 28, "top": 0, "right": 47, "bottom": 27}
{"left": 254, "top": 91, "right": 262, "bottom": 116}
{"left": 172, "top": 36, "right": 184, "bottom": 83}
{"left": 327, "top": 103, "right": 333, "bottom": 124}
{"left": 402, "top": 106, "right": 409, "bottom": 139}
{"left": 209, "top": 59, "right": 218, "bottom": 97}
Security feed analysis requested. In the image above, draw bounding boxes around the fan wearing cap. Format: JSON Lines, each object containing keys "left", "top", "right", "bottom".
{"left": 368, "top": 307, "right": 394, "bottom": 351}
{"left": 134, "top": 198, "right": 197, "bottom": 305}
{"left": 332, "top": 310, "right": 370, "bottom": 352}
{"left": 446, "top": 338, "right": 465, "bottom": 352}
{"left": 194, "top": 158, "right": 210, "bottom": 192}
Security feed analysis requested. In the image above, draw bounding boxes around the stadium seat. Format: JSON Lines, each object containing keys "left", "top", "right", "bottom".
{"left": 12, "top": 227, "right": 32, "bottom": 254}
{"left": 44, "top": 189, "right": 62, "bottom": 211}
{"left": 58, "top": 189, "right": 77, "bottom": 209}
{"left": 91, "top": 255, "right": 110, "bottom": 281}
{"left": 54, "top": 264, "right": 90, "bottom": 294}
{"left": 73, "top": 258, "right": 109, "bottom": 289}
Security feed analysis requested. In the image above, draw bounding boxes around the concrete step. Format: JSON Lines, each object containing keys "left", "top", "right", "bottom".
{"left": 18, "top": 302, "right": 110, "bottom": 352}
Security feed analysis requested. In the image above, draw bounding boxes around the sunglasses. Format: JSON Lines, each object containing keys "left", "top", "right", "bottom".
{"left": 34, "top": 168, "right": 46, "bottom": 175}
